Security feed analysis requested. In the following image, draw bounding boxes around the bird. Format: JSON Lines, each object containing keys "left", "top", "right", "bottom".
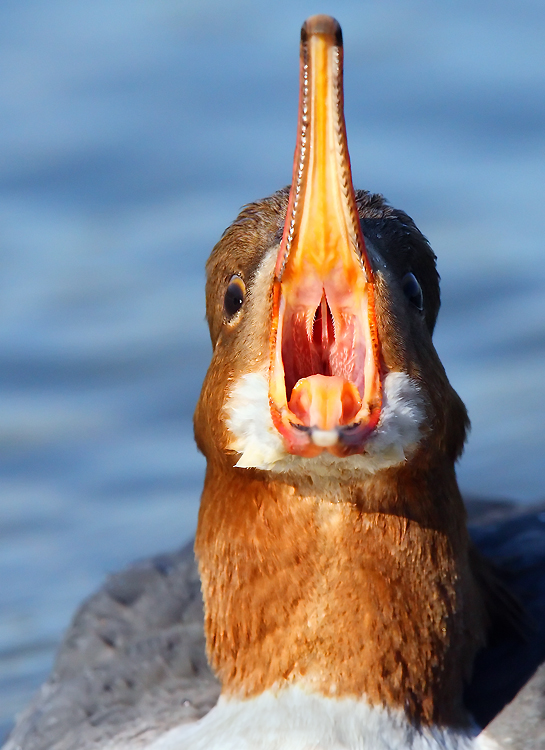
{"left": 4, "top": 14, "right": 545, "bottom": 750}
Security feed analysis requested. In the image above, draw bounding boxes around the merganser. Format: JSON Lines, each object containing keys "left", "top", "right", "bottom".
{"left": 4, "top": 14, "right": 545, "bottom": 750}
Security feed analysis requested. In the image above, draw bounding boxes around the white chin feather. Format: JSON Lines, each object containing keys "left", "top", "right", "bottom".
{"left": 224, "top": 371, "right": 425, "bottom": 478}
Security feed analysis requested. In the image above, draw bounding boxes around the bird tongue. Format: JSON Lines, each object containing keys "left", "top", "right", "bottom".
{"left": 289, "top": 376, "right": 362, "bottom": 430}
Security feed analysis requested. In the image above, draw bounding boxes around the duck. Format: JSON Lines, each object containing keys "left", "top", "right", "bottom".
{"left": 4, "top": 14, "right": 545, "bottom": 750}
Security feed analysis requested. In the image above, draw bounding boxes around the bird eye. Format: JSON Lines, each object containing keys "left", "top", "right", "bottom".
{"left": 224, "top": 275, "right": 245, "bottom": 319}
{"left": 401, "top": 272, "right": 424, "bottom": 311}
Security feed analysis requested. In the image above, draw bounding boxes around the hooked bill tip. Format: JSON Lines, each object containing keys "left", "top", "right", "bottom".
{"left": 301, "top": 15, "right": 343, "bottom": 47}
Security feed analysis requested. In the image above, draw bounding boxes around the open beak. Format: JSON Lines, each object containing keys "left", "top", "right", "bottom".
{"left": 269, "top": 15, "right": 383, "bottom": 458}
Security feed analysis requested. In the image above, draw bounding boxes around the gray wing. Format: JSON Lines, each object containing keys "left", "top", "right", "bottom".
{"left": 3, "top": 542, "right": 219, "bottom": 750}
{"left": 480, "top": 662, "right": 545, "bottom": 750}
{"left": 466, "top": 498, "right": 545, "bottom": 746}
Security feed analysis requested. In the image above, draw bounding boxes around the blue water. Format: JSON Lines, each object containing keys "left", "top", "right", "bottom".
{"left": 0, "top": 0, "right": 544, "bottom": 739}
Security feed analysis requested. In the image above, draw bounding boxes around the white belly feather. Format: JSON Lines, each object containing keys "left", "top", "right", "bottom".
{"left": 117, "top": 688, "right": 489, "bottom": 750}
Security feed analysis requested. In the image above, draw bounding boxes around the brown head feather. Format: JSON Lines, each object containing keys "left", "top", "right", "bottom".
{"left": 194, "top": 189, "right": 487, "bottom": 728}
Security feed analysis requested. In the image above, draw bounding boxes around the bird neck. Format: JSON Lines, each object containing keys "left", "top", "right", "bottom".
{"left": 195, "top": 459, "right": 486, "bottom": 728}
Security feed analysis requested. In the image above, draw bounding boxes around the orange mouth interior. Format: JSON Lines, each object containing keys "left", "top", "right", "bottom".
{"left": 268, "top": 16, "right": 382, "bottom": 457}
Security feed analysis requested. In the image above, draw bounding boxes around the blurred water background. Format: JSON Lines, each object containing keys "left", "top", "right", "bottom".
{"left": 0, "top": 0, "right": 544, "bottom": 740}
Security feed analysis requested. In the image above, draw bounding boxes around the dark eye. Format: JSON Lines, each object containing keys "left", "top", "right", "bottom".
{"left": 401, "top": 272, "right": 424, "bottom": 311}
{"left": 224, "top": 275, "right": 245, "bottom": 319}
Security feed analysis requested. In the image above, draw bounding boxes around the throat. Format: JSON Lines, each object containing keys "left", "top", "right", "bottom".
{"left": 195, "top": 466, "right": 485, "bottom": 728}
